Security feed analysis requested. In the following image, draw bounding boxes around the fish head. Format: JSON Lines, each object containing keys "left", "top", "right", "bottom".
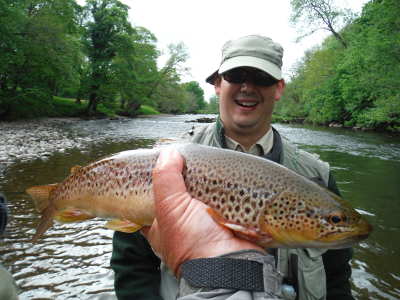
{"left": 261, "top": 188, "right": 373, "bottom": 249}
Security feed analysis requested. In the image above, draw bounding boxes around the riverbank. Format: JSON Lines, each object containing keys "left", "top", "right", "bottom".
{"left": 0, "top": 96, "right": 162, "bottom": 121}
{"left": 273, "top": 114, "right": 400, "bottom": 134}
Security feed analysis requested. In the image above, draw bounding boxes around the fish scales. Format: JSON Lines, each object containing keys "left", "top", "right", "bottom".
{"left": 26, "top": 143, "right": 372, "bottom": 248}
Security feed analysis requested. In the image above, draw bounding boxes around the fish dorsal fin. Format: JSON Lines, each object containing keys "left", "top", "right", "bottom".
{"left": 26, "top": 184, "right": 58, "bottom": 213}
{"left": 70, "top": 165, "right": 82, "bottom": 174}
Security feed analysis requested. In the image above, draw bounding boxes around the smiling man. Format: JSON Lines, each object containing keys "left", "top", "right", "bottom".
{"left": 205, "top": 36, "right": 285, "bottom": 152}
{"left": 111, "top": 35, "right": 354, "bottom": 300}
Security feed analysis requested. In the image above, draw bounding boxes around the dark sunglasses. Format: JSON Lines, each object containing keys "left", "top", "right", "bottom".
{"left": 222, "top": 68, "right": 278, "bottom": 87}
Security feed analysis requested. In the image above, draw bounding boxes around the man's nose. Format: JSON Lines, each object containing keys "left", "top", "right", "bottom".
{"left": 240, "top": 80, "right": 256, "bottom": 92}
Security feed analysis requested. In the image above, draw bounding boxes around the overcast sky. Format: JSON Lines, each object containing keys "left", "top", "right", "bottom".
{"left": 80, "top": 0, "right": 369, "bottom": 99}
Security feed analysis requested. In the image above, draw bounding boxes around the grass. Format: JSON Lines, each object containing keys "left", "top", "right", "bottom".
{"left": 52, "top": 96, "right": 87, "bottom": 117}
{"left": 1, "top": 94, "right": 160, "bottom": 120}
{"left": 135, "top": 104, "right": 160, "bottom": 115}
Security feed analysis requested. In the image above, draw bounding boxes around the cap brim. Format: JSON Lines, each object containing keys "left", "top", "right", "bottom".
{"left": 219, "top": 56, "right": 282, "bottom": 80}
{"left": 206, "top": 70, "right": 219, "bottom": 85}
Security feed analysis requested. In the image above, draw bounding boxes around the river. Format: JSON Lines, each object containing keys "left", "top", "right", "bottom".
{"left": 0, "top": 115, "right": 399, "bottom": 299}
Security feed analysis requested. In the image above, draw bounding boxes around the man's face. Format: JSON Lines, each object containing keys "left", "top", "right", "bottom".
{"left": 215, "top": 67, "right": 285, "bottom": 137}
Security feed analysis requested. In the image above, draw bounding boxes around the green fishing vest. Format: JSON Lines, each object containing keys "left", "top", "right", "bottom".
{"left": 160, "top": 122, "right": 330, "bottom": 300}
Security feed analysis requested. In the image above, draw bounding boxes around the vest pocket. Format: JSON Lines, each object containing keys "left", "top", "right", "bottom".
{"left": 297, "top": 249, "right": 326, "bottom": 300}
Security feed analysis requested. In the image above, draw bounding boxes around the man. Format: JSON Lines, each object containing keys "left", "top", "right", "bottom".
{"left": 0, "top": 193, "right": 19, "bottom": 300}
{"left": 111, "top": 35, "right": 354, "bottom": 300}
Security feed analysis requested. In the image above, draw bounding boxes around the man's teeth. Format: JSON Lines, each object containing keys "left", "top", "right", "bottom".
{"left": 236, "top": 100, "right": 258, "bottom": 107}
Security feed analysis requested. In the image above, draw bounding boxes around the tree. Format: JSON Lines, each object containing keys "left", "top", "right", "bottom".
{"left": 206, "top": 95, "right": 219, "bottom": 114}
{"left": 149, "top": 42, "right": 189, "bottom": 99}
{"left": 0, "top": 0, "right": 82, "bottom": 119}
{"left": 83, "top": 0, "right": 134, "bottom": 115}
{"left": 150, "top": 42, "right": 191, "bottom": 113}
{"left": 290, "top": 0, "right": 353, "bottom": 48}
{"left": 116, "top": 27, "right": 159, "bottom": 115}
{"left": 182, "top": 81, "right": 206, "bottom": 113}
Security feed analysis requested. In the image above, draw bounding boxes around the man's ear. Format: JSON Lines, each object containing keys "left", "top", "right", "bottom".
{"left": 274, "top": 80, "right": 285, "bottom": 101}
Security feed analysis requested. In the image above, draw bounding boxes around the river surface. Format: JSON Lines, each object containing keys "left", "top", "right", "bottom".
{"left": 0, "top": 115, "right": 399, "bottom": 300}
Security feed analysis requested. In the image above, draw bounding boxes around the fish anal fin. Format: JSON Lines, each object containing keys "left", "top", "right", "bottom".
{"left": 54, "top": 209, "right": 94, "bottom": 223}
{"left": 105, "top": 219, "right": 142, "bottom": 233}
{"left": 70, "top": 165, "right": 82, "bottom": 174}
{"left": 206, "top": 207, "right": 273, "bottom": 245}
{"left": 26, "top": 184, "right": 58, "bottom": 213}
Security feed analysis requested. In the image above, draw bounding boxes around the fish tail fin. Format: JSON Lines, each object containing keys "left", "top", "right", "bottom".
{"left": 32, "top": 205, "right": 55, "bottom": 242}
{"left": 26, "top": 184, "right": 58, "bottom": 213}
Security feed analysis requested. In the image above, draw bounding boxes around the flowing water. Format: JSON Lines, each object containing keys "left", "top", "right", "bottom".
{"left": 0, "top": 115, "right": 399, "bottom": 299}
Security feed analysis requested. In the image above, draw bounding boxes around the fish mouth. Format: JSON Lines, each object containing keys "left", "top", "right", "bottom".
{"left": 319, "top": 229, "right": 371, "bottom": 248}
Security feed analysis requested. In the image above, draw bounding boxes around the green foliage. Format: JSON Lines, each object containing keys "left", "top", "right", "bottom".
{"left": 279, "top": 0, "right": 400, "bottom": 131}
{"left": 182, "top": 81, "right": 206, "bottom": 113}
{"left": 0, "top": 0, "right": 205, "bottom": 120}
{"left": 203, "top": 95, "right": 219, "bottom": 114}
{"left": 83, "top": 0, "right": 134, "bottom": 115}
{"left": 136, "top": 105, "right": 160, "bottom": 115}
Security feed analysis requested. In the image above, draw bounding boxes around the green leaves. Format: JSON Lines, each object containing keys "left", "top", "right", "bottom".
{"left": 279, "top": 0, "right": 400, "bottom": 131}
{"left": 0, "top": 0, "right": 206, "bottom": 119}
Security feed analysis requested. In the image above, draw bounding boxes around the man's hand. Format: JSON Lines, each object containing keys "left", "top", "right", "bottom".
{"left": 142, "top": 148, "right": 264, "bottom": 276}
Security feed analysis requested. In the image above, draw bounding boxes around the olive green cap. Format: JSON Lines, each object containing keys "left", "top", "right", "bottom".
{"left": 206, "top": 35, "right": 283, "bottom": 84}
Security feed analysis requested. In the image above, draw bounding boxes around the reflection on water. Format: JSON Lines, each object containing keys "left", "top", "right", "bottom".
{"left": 0, "top": 116, "right": 399, "bottom": 299}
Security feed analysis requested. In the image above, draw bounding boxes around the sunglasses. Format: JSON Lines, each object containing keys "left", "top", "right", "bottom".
{"left": 222, "top": 68, "right": 278, "bottom": 87}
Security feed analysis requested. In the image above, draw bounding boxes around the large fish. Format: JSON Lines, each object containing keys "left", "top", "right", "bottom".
{"left": 26, "top": 143, "right": 372, "bottom": 248}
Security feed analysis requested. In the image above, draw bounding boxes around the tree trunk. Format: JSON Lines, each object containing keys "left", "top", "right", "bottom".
{"left": 87, "top": 91, "right": 98, "bottom": 115}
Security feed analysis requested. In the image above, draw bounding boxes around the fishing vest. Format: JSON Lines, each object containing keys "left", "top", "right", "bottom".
{"left": 160, "top": 121, "right": 331, "bottom": 300}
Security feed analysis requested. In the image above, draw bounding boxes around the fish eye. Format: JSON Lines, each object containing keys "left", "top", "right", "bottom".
{"left": 330, "top": 215, "right": 342, "bottom": 224}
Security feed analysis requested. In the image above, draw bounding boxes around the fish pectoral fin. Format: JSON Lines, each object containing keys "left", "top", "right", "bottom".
{"left": 206, "top": 208, "right": 273, "bottom": 244}
{"left": 26, "top": 183, "right": 58, "bottom": 213}
{"left": 105, "top": 219, "right": 142, "bottom": 233}
{"left": 54, "top": 209, "right": 95, "bottom": 223}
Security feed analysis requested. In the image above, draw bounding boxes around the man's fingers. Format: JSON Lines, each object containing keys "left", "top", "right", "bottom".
{"left": 153, "top": 148, "right": 187, "bottom": 201}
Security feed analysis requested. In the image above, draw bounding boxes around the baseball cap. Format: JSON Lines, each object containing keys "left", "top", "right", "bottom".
{"left": 206, "top": 35, "right": 283, "bottom": 84}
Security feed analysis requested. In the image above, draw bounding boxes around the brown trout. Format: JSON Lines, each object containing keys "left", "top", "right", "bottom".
{"left": 26, "top": 143, "right": 372, "bottom": 248}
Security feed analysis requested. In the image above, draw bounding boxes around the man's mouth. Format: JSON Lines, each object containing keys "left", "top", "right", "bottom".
{"left": 235, "top": 100, "right": 258, "bottom": 108}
